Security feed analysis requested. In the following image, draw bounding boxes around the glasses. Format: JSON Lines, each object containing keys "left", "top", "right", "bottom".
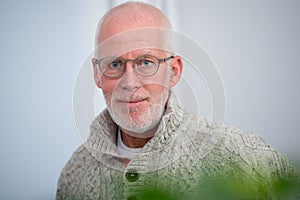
{"left": 95, "top": 54, "right": 174, "bottom": 78}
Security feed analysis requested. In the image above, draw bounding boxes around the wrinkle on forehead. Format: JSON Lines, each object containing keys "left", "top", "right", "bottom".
{"left": 95, "top": 28, "right": 174, "bottom": 59}
{"left": 106, "top": 49, "right": 168, "bottom": 60}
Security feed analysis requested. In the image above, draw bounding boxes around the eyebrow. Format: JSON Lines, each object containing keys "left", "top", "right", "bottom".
{"left": 117, "top": 50, "right": 154, "bottom": 58}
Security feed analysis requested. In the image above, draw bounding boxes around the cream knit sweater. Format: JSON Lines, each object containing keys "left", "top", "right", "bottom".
{"left": 57, "top": 94, "right": 296, "bottom": 200}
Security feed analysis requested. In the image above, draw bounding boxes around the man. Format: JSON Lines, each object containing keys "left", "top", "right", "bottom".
{"left": 57, "top": 2, "right": 297, "bottom": 199}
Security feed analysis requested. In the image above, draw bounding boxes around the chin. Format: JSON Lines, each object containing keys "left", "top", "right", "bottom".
{"left": 108, "top": 106, "right": 163, "bottom": 138}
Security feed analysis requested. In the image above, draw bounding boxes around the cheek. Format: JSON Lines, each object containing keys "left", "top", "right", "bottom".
{"left": 143, "top": 84, "right": 169, "bottom": 98}
{"left": 143, "top": 69, "right": 171, "bottom": 90}
{"left": 100, "top": 79, "right": 118, "bottom": 99}
{"left": 142, "top": 70, "right": 172, "bottom": 98}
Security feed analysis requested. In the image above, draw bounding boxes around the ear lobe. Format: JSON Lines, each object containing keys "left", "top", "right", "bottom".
{"left": 169, "top": 55, "right": 183, "bottom": 87}
{"left": 92, "top": 58, "right": 102, "bottom": 88}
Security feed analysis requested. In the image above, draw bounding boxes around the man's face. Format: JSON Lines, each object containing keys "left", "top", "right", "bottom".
{"left": 93, "top": 13, "right": 182, "bottom": 137}
{"left": 97, "top": 49, "right": 172, "bottom": 138}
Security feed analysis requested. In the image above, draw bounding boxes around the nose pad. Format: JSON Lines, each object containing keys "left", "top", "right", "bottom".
{"left": 119, "top": 61, "right": 142, "bottom": 91}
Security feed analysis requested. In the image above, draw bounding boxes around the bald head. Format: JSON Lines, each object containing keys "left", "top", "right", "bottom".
{"left": 95, "top": 1, "right": 172, "bottom": 44}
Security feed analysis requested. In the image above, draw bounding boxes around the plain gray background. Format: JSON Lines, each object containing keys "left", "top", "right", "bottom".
{"left": 0, "top": 0, "right": 299, "bottom": 199}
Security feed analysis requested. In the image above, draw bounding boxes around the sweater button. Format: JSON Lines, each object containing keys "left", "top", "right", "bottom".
{"left": 125, "top": 171, "right": 139, "bottom": 182}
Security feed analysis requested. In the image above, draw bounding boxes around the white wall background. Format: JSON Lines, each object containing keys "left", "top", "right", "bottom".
{"left": 0, "top": 0, "right": 299, "bottom": 199}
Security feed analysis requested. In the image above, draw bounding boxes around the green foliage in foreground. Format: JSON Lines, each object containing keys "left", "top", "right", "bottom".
{"left": 135, "top": 177, "right": 300, "bottom": 200}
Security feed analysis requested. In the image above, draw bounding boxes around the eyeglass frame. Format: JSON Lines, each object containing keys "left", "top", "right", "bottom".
{"left": 94, "top": 54, "right": 175, "bottom": 79}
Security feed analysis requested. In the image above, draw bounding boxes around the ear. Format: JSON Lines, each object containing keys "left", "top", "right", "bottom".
{"left": 169, "top": 55, "right": 183, "bottom": 87}
{"left": 92, "top": 58, "right": 102, "bottom": 89}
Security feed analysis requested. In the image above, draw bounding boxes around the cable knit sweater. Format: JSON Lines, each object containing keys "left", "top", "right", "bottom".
{"left": 56, "top": 94, "right": 296, "bottom": 200}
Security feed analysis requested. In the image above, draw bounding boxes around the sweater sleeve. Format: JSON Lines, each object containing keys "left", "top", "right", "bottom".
{"left": 56, "top": 145, "right": 94, "bottom": 200}
{"left": 233, "top": 132, "right": 299, "bottom": 198}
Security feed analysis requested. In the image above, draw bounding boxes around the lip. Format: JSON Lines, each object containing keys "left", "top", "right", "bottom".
{"left": 118, "top": 97, "right": 148, "bottom": 106}
{"left": 128, "top": 99, "right": 146, "bottom": 103}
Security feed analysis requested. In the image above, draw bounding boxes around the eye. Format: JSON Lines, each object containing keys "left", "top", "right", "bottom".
{"left": 136, "top": 56, "right": 156, "bottom": 67}
{"left": 141, "top": 59, "right": 153, "bottom": 66}
{"left": 108, "top": 59, "right": 122, "bottom": 69}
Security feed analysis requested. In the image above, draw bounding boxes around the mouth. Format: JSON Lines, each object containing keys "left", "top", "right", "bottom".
{"left": 128, "top": 98, "right": 146, "bottom": 103}
{"left": 118, "top": 97, "right": 149, "bottom": 106}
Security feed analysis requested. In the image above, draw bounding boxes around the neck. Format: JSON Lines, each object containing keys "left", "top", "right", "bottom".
{"left": 120, "top": 126, "right": 158, "bottom": 148}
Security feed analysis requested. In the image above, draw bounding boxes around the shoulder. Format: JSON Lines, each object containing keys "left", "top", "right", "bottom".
{"left": 181, "top": 113, "right": 296, "bottom": 178}
{"left": 56, "top": 145, "right": 98, "bottom": 199}
{"left": 220, "top": 125, "right": 295, "bottom": 178}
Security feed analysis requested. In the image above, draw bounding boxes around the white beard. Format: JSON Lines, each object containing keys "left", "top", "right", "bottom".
{"left": 107, "top": 90, "right": 169, "bottom": 138}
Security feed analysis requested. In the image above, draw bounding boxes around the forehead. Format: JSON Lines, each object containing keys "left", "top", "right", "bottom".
{"left": 95, "top": 28, "right": 173, "bottom": 59}
{"left": 118, "top": 48, "right": 169, "bottom": 59}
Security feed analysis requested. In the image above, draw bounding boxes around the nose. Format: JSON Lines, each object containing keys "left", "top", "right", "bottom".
{"left": 119, "top": 61, "right": 142, "bottom": 91}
